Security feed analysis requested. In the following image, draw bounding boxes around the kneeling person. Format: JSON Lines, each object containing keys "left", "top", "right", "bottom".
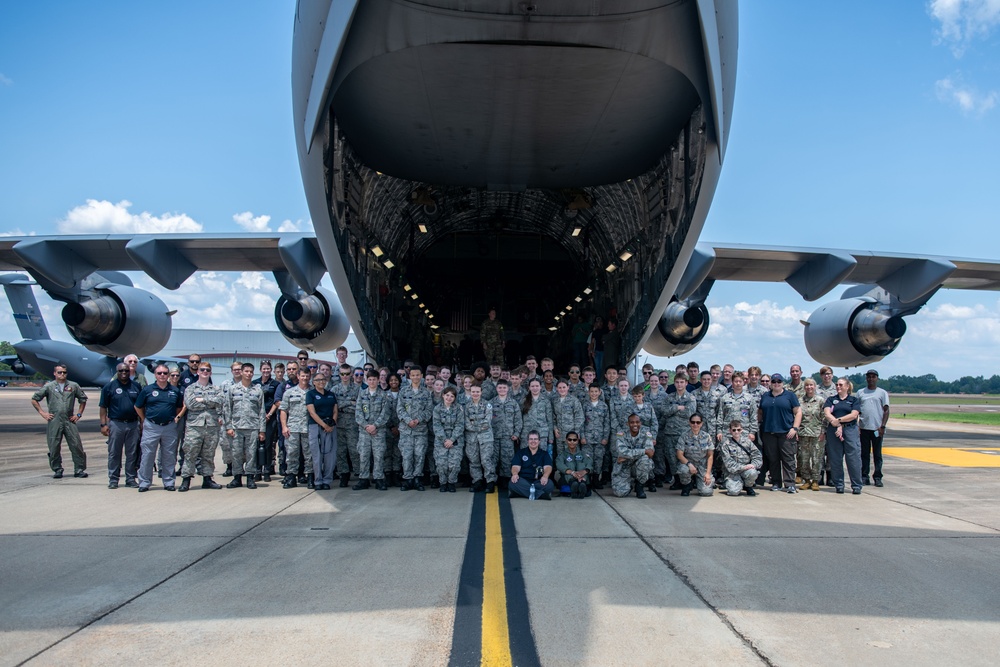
{"left": 676, "top": 414, "right": 714, "bottom": 496}
{"left": 719, "top": 420, "right": 763, "bottom": 497}
{"left": 509, "top": 431, "right": 555, "bottom": 500}
{"left": 612, "top": 414, "right": 654, "bottom": 498}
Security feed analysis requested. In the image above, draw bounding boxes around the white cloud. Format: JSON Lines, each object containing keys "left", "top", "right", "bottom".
{"left": 233, "top": 211, "right": 272, "bottom": 232}
{"left": 277, "top": 218, "right": 313, "bottom": 233}
{"left": 935, "top": 76, "right": 998, "bottom": 115}
{"left": 58, "top": 199, "right": 202, "bottom": 234}
{"left": 0, "top": 229, "right": 34, "bottom": 237}
{"left": 929, "top": 0, "right": 1000, "bottom": 55}
{"left": 0, "top": 73, "right": 11, "bottom": 86}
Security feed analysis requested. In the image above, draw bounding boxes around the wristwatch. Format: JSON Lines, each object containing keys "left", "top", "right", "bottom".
{"left": 76, "top": 413, "right": 82, "bottom": 418}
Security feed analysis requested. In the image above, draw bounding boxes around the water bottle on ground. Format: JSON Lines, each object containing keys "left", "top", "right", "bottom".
{"left": 529, "top": 482, "right": 536, "bottom": 500}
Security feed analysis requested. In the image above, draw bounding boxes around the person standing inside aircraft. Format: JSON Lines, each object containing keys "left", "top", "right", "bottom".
{"left": 612, "top": 414, "right": 654, "bottom": 498}
{"left": 134, "top": 364, "right": 183, "bottom": 492}
{"left": 332, "top": 362, "right": 361, "bottom": 487}
{"left": 306, "top": 372, "right": 339, "bottom": 490}
{"left": 254, "top": 360, "right": 281, "bottom": 481}
{"left": 223, "top": 363, "right": 266, "bottom": 489}
{"left": 858, "top": 370, "right": 890, "bottom": 487}
{"left": 481, "top": 309, "right": 506, "bottom": 365}
{"left": 99, "top": 363, "right": 141, "bottom": 489}
{"left": 178, "top": 362, "right": 225, "bottom": 492}
{"left": 124, "top": 354, "right": 147, "bottom": 388}
{"left": 602, "top": 318, "right": 621, "bottom": 370}
{"left": 280, "top": 368, "right": 314, "bottom": 489}
{"left": 32, "top": 364, "right": 89, "bottom": 479}
{"left": 588, "top": 316, "right": 605, "bottom": 373}
{"left": 824, "top": 378, "right": 864, "bottom": 494}
{"left": 397, "top": 366, "right": 433, "bottom": 491}
{"left": 355, "top": 370, "right": 393, "bottom": 491}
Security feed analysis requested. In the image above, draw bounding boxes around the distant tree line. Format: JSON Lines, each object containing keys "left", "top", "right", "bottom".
{"left": 813, "top": 372, "right": 1000, "bottom": 395}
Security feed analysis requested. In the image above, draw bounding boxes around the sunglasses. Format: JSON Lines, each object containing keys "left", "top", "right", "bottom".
{"left": 169, "top": 373, "right": 180, "bottom": 377}
{"left": 55, "top": 370, "right": 67, "bottom": 374}
{"left": 198, "top": 369, "right": 212, "bottom": 373}
{"left": 155, "top": 371, "right": 169, "bottom": 375}
{"left": 731, "top": 427, "right": 743, "bottom": 432}
{"left": 566, "top": 437, "right": 579, "bottom": 442}
{"left": 642, "top": 371, "right": 652, "bottom": 375}
{"left": 354, "top": 373, "right": 363, "bottom": 377}
{"left": 339, "top": 372, "right": 351, "bottom": 376}
{"left": 690, "top": 420, "right": 703, "bottom": 424}
{"left": 117, "top": 369, "right": 130, "bottom": 373}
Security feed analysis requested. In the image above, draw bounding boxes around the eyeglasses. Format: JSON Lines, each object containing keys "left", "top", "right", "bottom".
{"left": 690, "top": 420, "right": 703, "bottom": 424}
{"left": 569, "top": 370, "right": 579, "bottom": 374}
{"left": 155, "top": 371, "right": 169, "bottom": 375}
{"left": 354, "top": 373, "right": 363, "bottom": 377}
{"left": 566, "top": 437, "right": 579, "bottom": 442}
{"left": 731, "top": 427, "right": 743, "bottom": 432}
{"left": 642, "top": 371, "right": 652, "bottom": 375}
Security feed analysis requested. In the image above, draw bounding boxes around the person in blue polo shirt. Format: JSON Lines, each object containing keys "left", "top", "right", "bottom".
{"left": 134, "top": 364, "right": 184, "bottom": 492}
{"left": 757, "top": 373, "right": 801, "bottom": 493}
{"left": 99, "top": 362, "right": 142, "bottom": 489}
{"left": 509, "top": 430, "right": 555, "bottom": 500}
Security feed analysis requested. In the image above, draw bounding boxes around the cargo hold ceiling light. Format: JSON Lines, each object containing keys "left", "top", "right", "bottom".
{"left": 428, "top": 313, "right": 434, "bottom": 319}
{"left": 583, "top": 287, "right": 593, "bottom": 295}
{"left": 571, "top": 225, "right": 583, "bottom": 237}
{"left": 418, "top": 223, "right": 428, "bottom": 234}
{"left": 605, "top": 263, "right": 617, "bottom": 273}
{"left": 548, "top": 326, "right": 558, "bottom": 331}
{"left": 411, "top": 293, "right": 419, "bottom": 300}
{"left": 403, "top": 284, "right": 412, "bottom": 292}
{"left": 619, "top": 248, "right": 633, "bottom": 262}
{"left": 371, "top": 245, "right": 384, "bottom": 258}
{"left": 383, "top": 259, "right": 395, "bottom": 269}
{"left": 574, "top": 296, "right": 582, "bottom": 302}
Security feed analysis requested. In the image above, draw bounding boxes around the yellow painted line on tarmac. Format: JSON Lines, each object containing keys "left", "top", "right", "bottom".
{"left": 884, "top": 447, "right": 1000, "bottom": 467}
{"left": 481, "top": 492, "right": 512, "bottom": 667}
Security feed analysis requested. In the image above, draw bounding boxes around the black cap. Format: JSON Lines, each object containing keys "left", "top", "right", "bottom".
{"left": 866, "top": 369, "right": 879, "bottom": 377}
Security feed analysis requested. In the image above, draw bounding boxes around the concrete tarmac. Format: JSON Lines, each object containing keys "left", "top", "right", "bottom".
{"left": 1, "top": 388, "right": 998, "bottom": 666}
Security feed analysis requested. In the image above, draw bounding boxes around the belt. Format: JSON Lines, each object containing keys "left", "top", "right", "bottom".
{"left": 148, "top": 419, "right": 174, "bottom": 426}
{"left": 111, "top": 418, "right": 138, "bottom": 423}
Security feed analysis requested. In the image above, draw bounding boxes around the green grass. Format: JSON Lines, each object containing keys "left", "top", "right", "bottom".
{"left": 893, "top": 396, "right": 1000, "bottom": 406}
{"left": 896, "top": 412, "right": 1000, "bottom": 426}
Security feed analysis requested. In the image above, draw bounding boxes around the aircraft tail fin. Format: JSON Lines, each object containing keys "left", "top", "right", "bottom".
{"left": 0, "top": 274, "right": 51, "bottom": 341}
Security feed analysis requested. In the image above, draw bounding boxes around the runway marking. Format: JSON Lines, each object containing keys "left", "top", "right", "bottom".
{"left": 449, "top": 493, "right": 539, "bottom": 667}
{"left": 884, "top": 447, "right": 1000, "bottom": 467}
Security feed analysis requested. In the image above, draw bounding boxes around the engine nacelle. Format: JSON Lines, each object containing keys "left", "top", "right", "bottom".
{"left": 274, "top": 288, "right": 349, "bottom": 352}
{"left": 10, "top": 360, "right": 36, "bottom": 376}
{"left": 804, "top": 297, "right": 907, "bottom": 368}
{"left": 60, "top": 285, "right": 171, "bottom": 357}
{"left": 642, "top": 301, "right": 710, "bottom": 358}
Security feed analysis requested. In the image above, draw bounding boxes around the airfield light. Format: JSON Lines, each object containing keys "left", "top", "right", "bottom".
{"left": 371, "top": 245, "right": 384, "bottom": 258}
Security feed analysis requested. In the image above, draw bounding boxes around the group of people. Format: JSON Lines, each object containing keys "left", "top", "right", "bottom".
{"left": 32, "top": 348, "right": 891, "bottom": 501}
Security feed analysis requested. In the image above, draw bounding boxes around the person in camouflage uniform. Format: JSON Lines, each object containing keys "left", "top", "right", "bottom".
{"left": 676, "top": 413, "right": 715, "bottom": 496}
{"left": 332, "top": 363, "right": 361, "bottom": 486}
{"left": 355, "top": 370, "right": 392, "bottom": 490}
{"left": 279, "top": 368, "right": 314, "bottom": 489}
{"left": 480, "top": 307, "right": 505, "bottom": 365}
{"left": 397, "top": 367, "right": 433, "bottom": 491}
{"left": 581, "top": 384, "right": 610, "bottom": 489}
{"left": 491, "top": 379, "right": 522, "bottom": 488}
{"left": 218, "top": 362, "right": 242, "bottom": 476}
{"left": 612, "top": 415, "right": 654, "bottom": 498}
{"left": 178, "top": 362, "right": 225, "bottom": 491}
{"left": 31, "top": 363, "right": 89, "bottom": 478}
{"left": 520, "top": 378, "right": 554, "bottom": 455}
{"left": 714, "top": 371, "right": 758, "bottom": 443}
{"left": 464, "top": 384, "right": 496, "bottom": 492}
{"left": 382, "top": 373, "right": 402, "bottom": 486}
{"left": 480, "top": 364, "right": 502, "bottom": 401}
{"left": 433, "top": 387, "right": 464, "bottom": 492}
{"left": 662, "top": 375, "right": 697, "bottom": 486}
{"left": 628, "top": 385, "right": 660, "bottom": 491}
{"left": 223, "top": 363, "right": 266, "bottom": 489}
{"left": 509, "top": 370, "right": 527, "bottom": 406}
{"left": 719, "top": 419, "right": 763, "bottom": 496}
{"left": 692, "top": 371, "right": 720, "bottom": 441}
{"left": 551, "top": 380, "right": 584, "bottom": 468}
{"left": 796, "top": 378, "right": 826, "bottom": 491}
{"left": 607, "top": 377, "right": 633, "bottom": 457}
{"left": 567, "top": 365, "right": 588, "bottom": 404}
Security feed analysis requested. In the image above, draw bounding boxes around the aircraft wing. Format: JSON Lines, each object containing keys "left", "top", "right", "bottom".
{"left": 701, "top": 243, "right": 1000, "bottom": 300}
{"left": 0, "top": 234, "right": 314, "bottom": 290}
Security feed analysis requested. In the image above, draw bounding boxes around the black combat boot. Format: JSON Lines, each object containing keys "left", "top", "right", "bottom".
{"left": 339, "top": 473, "right": 350, "bottom": 488}
{"left": 668, "top": 477, "right": 683, "bottom": 490}
{"left": 486, "top": 481, "right": 496, "bottom": 494}
{"left": 306, "top": 473, "right": 315, "bottom": 489}
{"left": 400, "top": 478, "right": 411, "bottom": 491}
{"left": 681, "top": 481, "right": 694, "bottom": 497}
{"left": 202, "top": 476, "right": 222, "bottom": 489}
{"left": 413, "top": 477, "right": 425, "bottom": 491}
{"left": 178, "top": 477, "right": 192, "bottom": 492}
{"left": 227, "top": 475, "right": 243, "bottom": 489}
{"left": 430, "top": 475, "right": 441, "bottom": 489}
{"left": 374, "top": 478, "right": 387, "bottom": 491}
{"left": 591, "top": 473, "right": 604, "bottom": 490}
{"left": 655, "top": 474, "right": 665, "bottom": 488}
{"left": 353, "top": 478, "right": 370, "bottom": 490}
{"left": 646, "top": 478, "right": 658, "bottom": 492}
{"left": 282, "top": 475, "right": 297, "bottom": 489}
{"left": 246, "top": 475, "right": 257, "bottom": 489}
{"left": 223, "top": 464, "right": 233, "bottom": 477}
{"left": 635, "top": 482, "right": 647, "bottom": 499}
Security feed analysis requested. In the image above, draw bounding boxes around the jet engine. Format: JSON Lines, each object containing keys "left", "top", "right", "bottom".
{"left": 61, "top": 284, "right": 171, "bottom": 357}
{"left": 10, "top": 359, "right": 36, "bottom": 376}
{"left": 274, "top": 288, "right": 349, "bottom": 352}
{"left": 642, "top": 300, "right": 711, "bottom": 358}
{"left": 803, "top": 297, "right": 907, "bottom": 368}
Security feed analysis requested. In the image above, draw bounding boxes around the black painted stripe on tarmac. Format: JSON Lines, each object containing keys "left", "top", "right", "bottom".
{"left": 448, "top": 492, "right": 541, "bottom": 667}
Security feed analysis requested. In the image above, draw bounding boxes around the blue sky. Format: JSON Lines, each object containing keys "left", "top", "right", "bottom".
{"left": 2, "top": 1, "right": 999, "bottom": 380}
